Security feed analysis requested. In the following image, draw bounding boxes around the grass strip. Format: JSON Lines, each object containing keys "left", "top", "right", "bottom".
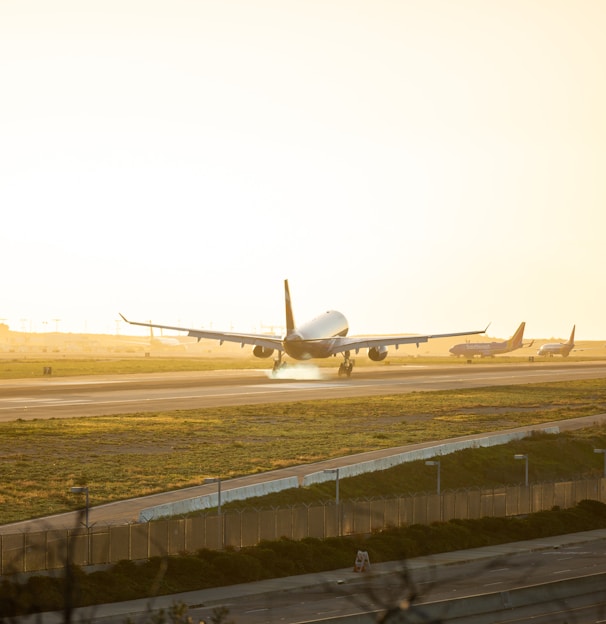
{"left": 1, "top": 355, "right": 603, "bottom": 379}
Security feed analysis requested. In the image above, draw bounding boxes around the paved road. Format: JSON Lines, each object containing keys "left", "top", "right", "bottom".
{"left": 1, "top": 361, "right": 605, "bottom": 421}
{"left": 185, "top": 533, "right": 606, "bottom": 624}
{"left": 23, "top": 529, "right": 606, "bottom": 624}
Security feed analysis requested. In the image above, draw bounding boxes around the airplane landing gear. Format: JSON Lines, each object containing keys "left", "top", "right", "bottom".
{"left": 338, "top": 351, "right": 354, "bottom": 377}
{"left": 272, "top": 355, "right": 287, "bottom": 377}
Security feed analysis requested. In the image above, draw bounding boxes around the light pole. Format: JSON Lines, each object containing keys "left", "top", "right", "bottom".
{"left": 204, "top": 477, "right": 222, "bottom": 515}
{"left": 324, "top": 469, "right": 340, "bottom": 506}
{"left": 324, "top": 468, "right": 341, "bottom": 535}
{"left": 70, "top": 486, "right": 90, "bottom": 528}
{"left": 514, "top": 454, "right": 529, "bottom": 487}
{"left": 594, "top": 449, "right": 606, "bottom": 478}
{"left": 204, "top": 477, "right": 223, "bottom": 547}
{"left": 425, "top": 460, "right": 441, "bottom": 495}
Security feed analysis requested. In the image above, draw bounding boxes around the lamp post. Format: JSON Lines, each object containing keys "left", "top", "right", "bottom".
{"left": 425, "top": 460, "right": 441, "bottom": 495}
{"left": 70, "top": 486, "right": 89, "bottom": 528}
{"left": 594, "top": 449, "right": 606, "bottom": 478}
{"left": 204, "top": 477, "right": 222, "bottom": 515}
{"left": 324, "top": 468, "right": 340, "bottom": 506}
{"left": 514, "top": 454, "right": 529, "bottom": 487}
{"left": 324, "top": 468, "right": 341, "bottom": 535}
{"left": 204, "top": 478, "right": 223, "bottom": 547}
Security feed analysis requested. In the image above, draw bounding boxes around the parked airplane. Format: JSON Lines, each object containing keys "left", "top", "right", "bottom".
{"left": 449, "top": 322, "right": 529, "bottom": 358}
{"left": 537, "top": 325, "right": 576, "bottom": 357}
{"left": 120, "top": 280, "right": 486, "bottom": 377}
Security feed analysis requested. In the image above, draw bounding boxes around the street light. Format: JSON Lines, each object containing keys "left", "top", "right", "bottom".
{"left": 204, "top": 477, "right": 223, "bottom": 548}
{"left": 323, "top": 469, "right": 340, "bottom": 506}
{"left": 324, "top": 468, "right": 341, "bottom": 535}
{"left": 70, "top": 486, "right": 90, "bottom": 528}
{"left": 203, "top": 477, "right": 222, "bottom": 515}
{"left": 594, "top": 449, "right": 606, "bottom": 478}
{"left": 425, "top": 460, "right": 441, "bottom": 495}
{"left": 514, "top": 454, "right": 529, "bottom": 487}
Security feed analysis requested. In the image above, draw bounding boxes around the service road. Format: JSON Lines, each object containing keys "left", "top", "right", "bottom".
{"left": 187, "top": 538, "right": 606, "bottom": 624}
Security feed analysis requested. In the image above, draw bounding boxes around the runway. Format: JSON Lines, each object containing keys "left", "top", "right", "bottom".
{"left": 0, "top": 361, "right": 605, "bottom": 422}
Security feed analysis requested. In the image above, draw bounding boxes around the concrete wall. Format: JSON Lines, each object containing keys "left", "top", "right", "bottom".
{"left": 138, "top": 426, "right": 560, "bottom": 521}
{"left": 302, "top": 427, "right": 560, "bottom": 486}
{"left": 139, "top": 476, "right": 299, "bottom": 522}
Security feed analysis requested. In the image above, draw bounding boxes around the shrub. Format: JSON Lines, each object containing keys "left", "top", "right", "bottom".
{"left": 212, "top": 552, "right": 265, "bottom": 583}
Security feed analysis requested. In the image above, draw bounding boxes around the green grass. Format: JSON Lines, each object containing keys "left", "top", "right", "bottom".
{"left": 1, "top": 378, "right": 606, "bottom": 524}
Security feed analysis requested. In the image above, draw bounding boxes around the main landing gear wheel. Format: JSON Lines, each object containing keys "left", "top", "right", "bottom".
{"left": 338, "top": 352, "right": 354, "bottom": 377}
{"left": 271, "top": 357, "right": 287, "bottom": 377}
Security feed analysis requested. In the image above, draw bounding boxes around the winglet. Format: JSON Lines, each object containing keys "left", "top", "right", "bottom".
{"left": 119, "top": 313, "right": 130, "bottom": 323}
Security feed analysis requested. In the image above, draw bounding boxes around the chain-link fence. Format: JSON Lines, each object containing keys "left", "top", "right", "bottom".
{"left": 2, "top": 477, "right": 603, "bottom": 574}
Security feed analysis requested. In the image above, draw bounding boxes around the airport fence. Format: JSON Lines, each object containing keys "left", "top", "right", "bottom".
{"left": 1, "top": 476, "right": 604, "bottom": 575}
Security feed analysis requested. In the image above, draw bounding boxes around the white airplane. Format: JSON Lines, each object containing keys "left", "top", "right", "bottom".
{"left": 449, "top": 322, "right": 531, "bottom": 358}
{"left": 120, "top": 280, "right": 486, "bottom": 377}
{"left": 537, "top": 325, "right": 576, "bottom": 357}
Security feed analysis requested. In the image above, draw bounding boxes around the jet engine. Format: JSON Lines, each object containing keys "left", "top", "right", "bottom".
{"left": 368, "top": 346, "right": 388, "bottom": 361}
{"left": 253, "top": 345, "right": 275, "bottom": 359}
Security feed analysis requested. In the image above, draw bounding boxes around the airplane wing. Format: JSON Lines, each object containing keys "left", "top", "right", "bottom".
{"left": 119, "top": 314, "right": 284, "bottom": 352}
{"left": 323, "top": 327, "right": 488, "bottom": 355}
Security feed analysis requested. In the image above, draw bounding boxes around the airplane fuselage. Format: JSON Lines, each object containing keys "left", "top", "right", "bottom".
{"left": 537, "top": 326, "right": 575, "bottom": 357}
{"left": 537, "top": 343, "right": 574, "bottom": 356}
{"left": 283, "top": 310, "right": 348, "bottom": 360}
{"left": 449, "top": 341, "right": 507, "bottom": 358}
{"left": 450, "top": 322, "right": 526, "bottom": 358}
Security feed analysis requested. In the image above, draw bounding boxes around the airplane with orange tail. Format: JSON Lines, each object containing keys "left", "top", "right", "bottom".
{"left": 449, "top": 322, "right": 530, "bottom": 358}
{"left": 537, "top": 325, "right": 576, "bottom": 357}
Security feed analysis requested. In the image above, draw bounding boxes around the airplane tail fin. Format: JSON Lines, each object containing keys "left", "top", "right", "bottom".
{"left": 507, "top": 322, "right": 525, "bottom": 350}
{"left": 284, "top": 280, "right": 295, "bottom": 333}
{"left": 568, "top": 325, "right": 576, "bottom": 345}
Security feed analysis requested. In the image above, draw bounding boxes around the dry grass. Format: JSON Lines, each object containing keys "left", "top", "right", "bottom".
{"left": 2, "top": 352, "right": 605, "bottom": 379}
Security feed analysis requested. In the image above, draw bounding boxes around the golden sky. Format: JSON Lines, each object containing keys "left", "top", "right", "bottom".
{"left": 1, "top": 1, "right": 604, "bottom": 339}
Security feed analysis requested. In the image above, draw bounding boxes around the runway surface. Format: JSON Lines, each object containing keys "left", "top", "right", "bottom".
{"left": 0, "top": 361, "right": 605, "bottom": 422}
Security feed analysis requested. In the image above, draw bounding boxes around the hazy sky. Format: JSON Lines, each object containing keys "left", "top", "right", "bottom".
{"left": 1, "top": 1, "right": 604, "bottom": 340}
